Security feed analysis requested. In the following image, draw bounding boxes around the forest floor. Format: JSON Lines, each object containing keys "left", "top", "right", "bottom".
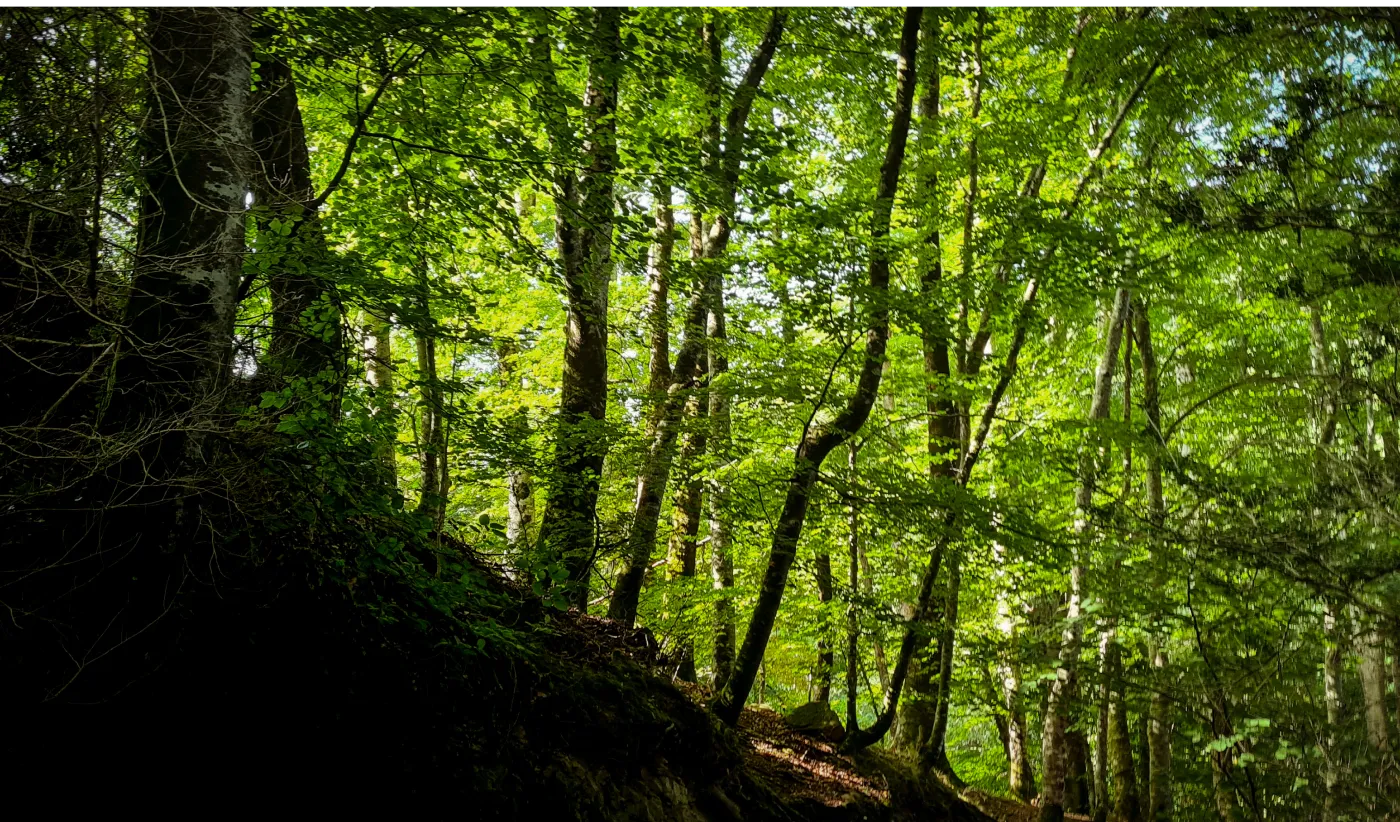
{"left": 557, "top": 608, "right": 1061, "bottom": 821}
{"left": 961, "top": 790, "right": 1091, "bottom": 822}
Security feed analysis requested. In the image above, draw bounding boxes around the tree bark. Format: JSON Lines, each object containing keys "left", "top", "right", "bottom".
{"left": 1040, "top": 288, "right": 1131, "bottom": 822}
{"left": 366, "top": 312, "right": 397, "bottom": 489}
{"left": 924, "top": 552, "right": 963, "bottom": 781}
{"left": 250, "top": 35, "right": 342, "bottom": 392}
{"left": 815, "top": 543, "right": 835, "bottom": 704}
{"left": 1323, "top": 604, "right": 1345, "bottom": 822}
{"left": 1108, "top": 635, "right": 1142, "bottom": 822}
{"left": 644, "top": 186, "right": 674, "bottom": 435}
{"left": 898, "top": 5, "right": 963, "bottom": 759}
{"left": 713, "top": 8, "right": 921, "bottom": 727}
{"left": 846, "top": 443, "right": 864, "bottom": 730}
{"left": 414, "top": 269, "right": 446, "bottom": 529}
{"left": 1002, "top": 646, "right": 1038, "bottom": 801}
{"left": 607, "top": 11, "right": 785, "bottom": 627}
{"left": 1133, "top": 297, "right": 1174, "bottom": 822}
{"left": 123, "top": 8, "right": 252, "bottom": 474}
{"left": 535, "top": 8, "right": 622, "bottom": 607}
{"left": 1355, "top": 607, "right": 1393, "bottom": 756}
{"left": 708, "top": 276, "right": 736, "bottom": 693}
{"left": 666, "top": 375, "right": 708, "bottom": 683}
{"left": 1068, "top": 728, "right": 1094, "bottom": 816}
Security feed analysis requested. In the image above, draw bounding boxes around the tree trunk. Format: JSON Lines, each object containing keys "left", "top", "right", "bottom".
{"left": 607, "top": 284, "right": 706, "bottom": 623}
{"left": 496, "top": 338, "right": 535, "bottom": 554}
{"left": 846, "top": 443, "right": 863, "bottom": 730}
{"left": 899, "top": 6, "right": 963, "bottom": 757}
{"left": 250, "top": 36, "right": 342, "bottom": 392}
{"left": 1355, "top": 607, "right": 1393, "bottom": 756}
{"left": 1068, "top": 728, "right": 1093, "bottom": 816}
{"left": 924, "top": 552, "right": 963, "bottom": 781}
{"left": 1133, "top": 298, "right": 1173, "bottom": 822}
{"left": 535, "top": 8, "right": 622, "bottom": 608}
{"left": 607, "top": 13, "right": 784, "bottom": 627}
{"left": 1040, "top": 288, "right": 1131, "bottom": 822}
{"left": 814, "top": 544, "right": 835, "bottom": 704}
{"left": 1323, "top": 604, "right": 1345, "bottom": 821}
{"left": 1095, "top": 632, "right": 1111, "bottom": 822}
{"left": 366, "top": 312, "right": 397, "bottom": 489}
{"left": 1002, "top": 648, "right": 1038, "bottom": 801}
{"left": 708, "top": 277, "right": 736, "bottom": 693}
{"left": 666, "top": 377, "right": 708, "bottom": 683}
{"left": 414, "top": 272, "right": 446, "bottom": 528}
{"left": 644, "top": 186, "right": 674, "bottom": 435}
{"left": 124, "top": 8, "right": 252, "bottom": 475}
{"left": 713, "top": 8, "right": 921, "bottom": 727}
{"left": 1108, "top": 635, "right": 1142, "bottom": 822}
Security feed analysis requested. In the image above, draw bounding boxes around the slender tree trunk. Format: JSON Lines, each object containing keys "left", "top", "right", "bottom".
{"left": 1133, "top": 297, "right": 1174, "bottom": 822}
{"left": 414, "top": 272, "right": 445, "bottom": 528}
{"left": 1002, "top": 647, "right": 1038, "bottom": 801}
{"left": 1108, "top": 635, "right": 1143, "bottom": 822}
{"left": 846, "top": 443, "right": 863, "bottom": 730}
{"left": 124, "top": 8, "right": 252, "bottom": 475}
{"left": 535, "top": 8, "right": 622, "bottom": 607}
{"left": 1355, "top": 607, "right": 1393, "bottom": 756}
{"left": 1095, "top": 632, "right": 1112, "bottom": 822}
{"left": 365, "top": 312, "right": 397, "bottom": 489}
{"left": 1069, "top": 726, "right": 1094, "bottom": 815}
{"left": 924, "top": 552, "right": 963, "bottom": 781}
{"left": 713, "top": 8, "right": 921, "bottom": 727}
{"left": 666, "top": 377, "right": 708, "bottom": 683}
{"left": 900, "top": 8, "right": 964, "bottom": 762}
{"left": 1040, "top": 288, "right": 1131, "bottom": 822}
{"left": 815, "top": 544, "right": 835, "bottom": 704}
{"left": 250, "top": 36, "right": 341, "bottom": 392}
{"left": 608, "top": 13, "right": 785, "bottom": 627}
{"left": 497, "top": 341, "right": 535, "bottom": 553}
{"left": 708, "top": 277, "right": 736, "bottom": 692}
{"left": 1323, "top": 605, "right": 1345, "bottom": 822}
{"left": 644, "top": 186, "right": 674, "bottom": 435}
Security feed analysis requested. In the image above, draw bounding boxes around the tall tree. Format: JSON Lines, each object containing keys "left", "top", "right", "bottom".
{"left": 713, "top": 7, "right": 922, "bottom": 727}
{"left": 608, "top": 10, "right": 787, "bottom": 627}
{"left": 1040, "top": 288, "right": 1131, "bottom": 822}
{"left": 534, "top": 7, "right": 623, "bottom": 607}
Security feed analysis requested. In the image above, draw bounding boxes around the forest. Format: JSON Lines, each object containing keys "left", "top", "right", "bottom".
{"left": 1, "top": 5, "right": 1397, "bottom": 819}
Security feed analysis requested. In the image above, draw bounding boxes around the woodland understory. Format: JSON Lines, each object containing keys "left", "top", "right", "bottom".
{"left": 1, "top": 6, "right": 1399, "bottom": 819}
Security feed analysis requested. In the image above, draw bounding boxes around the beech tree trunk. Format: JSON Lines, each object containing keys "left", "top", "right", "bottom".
{"left": 366, "top": 312, "right": 397, "bottom": 488}
{"left": 1134, "top": 298, "right": 1173, "bottom": 822}
{"left": 1068, "top": 728, "right": 1093, "bottom": 816}
{"left": 1002, "top": 649, "right": 1038, "bottom": 801}
{"left": 1355, "top": 607, "right": 1393, "bottom": 756}
{"left": 535, "top": 8, "right": 622, "bottom": 607}
{"left": 1323, "top": 604, "right": 1345, "bottom": 822}
{"left": 1040, "top": 288, "right": 1131, "bottom": 822}
{"left": 666, "top": 378, "right": 708, "bottom": 683}
{"left": 607, "top": 12, "right": 784, "bottom": 627}
{"left": 414, "top": 271, "right": 446, "bottom": 529}
{"left": 708, "top": 276, "right": 736, "bottom": 692}
{"left": 713, "top": 8, "right": 921, "bottom": 727}
{"left": 846, "top": 443, "right": 863, "bottom": 730}
{"left": 250, "top": 37, "right": 341, "bottom": 391}
{"left": 814, "top": 544, "right": 835, "bottom": 704}
{"left": 124, "top": 8, "right": 252, "bottom": 475}
{"left": 924, "top": 553, "right": 963, "bottom": 780}
{"left": 644, "top": 187, "right": 674, "bottom": 434}
{"left": 1108, "top": 635, "right": 1143, "bottom": 822}
{"left": 900, "top": 10, "right": 965, "bottom": 767}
